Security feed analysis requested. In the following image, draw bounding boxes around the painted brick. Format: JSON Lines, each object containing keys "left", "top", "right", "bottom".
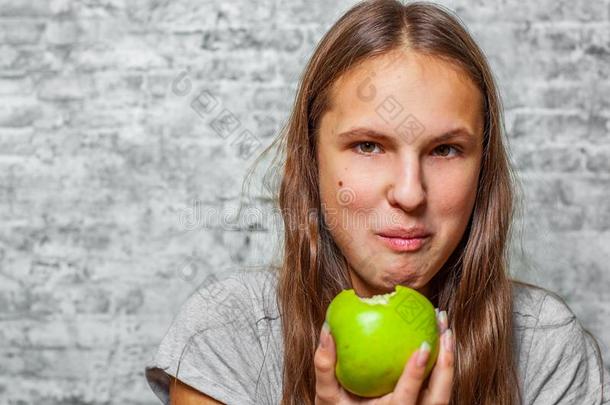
{"left": 1, "top": 1, "right": 609, "bottom": 403}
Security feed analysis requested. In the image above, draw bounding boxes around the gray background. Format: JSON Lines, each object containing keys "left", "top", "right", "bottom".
{"left": 0, "top": 0, "right": 609, "bottom": 403}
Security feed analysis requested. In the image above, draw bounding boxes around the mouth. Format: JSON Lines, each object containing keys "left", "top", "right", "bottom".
{"left": 376, "top": 234, "right": 429, "bottom": 252}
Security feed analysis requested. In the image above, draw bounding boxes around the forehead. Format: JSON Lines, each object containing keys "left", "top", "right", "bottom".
{"left": 325, "top": 51, "right": 483, "bottom": 138}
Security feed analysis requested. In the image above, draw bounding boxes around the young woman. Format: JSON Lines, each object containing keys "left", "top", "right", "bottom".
{"left": 145, "top": 1, "right": 609, "bottom": 404}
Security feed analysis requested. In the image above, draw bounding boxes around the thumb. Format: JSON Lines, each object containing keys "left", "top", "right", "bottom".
{"left": 314, "top": 321, "right": 342, "bottom": 404}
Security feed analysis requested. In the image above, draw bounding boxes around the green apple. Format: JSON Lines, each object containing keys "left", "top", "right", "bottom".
{"left": 325, "top": 285, "right": 439, "bottom": 398}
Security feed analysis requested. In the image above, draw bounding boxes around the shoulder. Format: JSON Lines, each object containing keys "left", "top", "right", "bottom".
{"left": 510, "top": 280, "right": 609, "bottom": 404}
{"left": 511, "top": 280, "right": 576, "bottom": 329}
{"left": 166, "top": 266, "right": 281, "bottom": 356}
{"left": 145, "top": 266, "right": 282, "bottom": 405}
{"left": 183, "top": 266, "right": 279, "bottom": 322}
{"left": 229, "top": 266, "right": 281, "bottom": 317}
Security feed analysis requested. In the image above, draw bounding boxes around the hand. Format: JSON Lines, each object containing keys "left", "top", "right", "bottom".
{"left": 314, "top": 308, "right": 454, "bottom": 405}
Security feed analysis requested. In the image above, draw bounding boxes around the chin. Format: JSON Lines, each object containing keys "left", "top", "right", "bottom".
{"left": 380, "top": 269, "right": 420, "bottom": 288}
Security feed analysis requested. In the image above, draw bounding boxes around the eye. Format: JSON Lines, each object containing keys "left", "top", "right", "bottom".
{"left": 353, "top": 141, "right": 383, "bottom": 155}
{"left": 432, "top": 144, "right": 462, "bottom": 158}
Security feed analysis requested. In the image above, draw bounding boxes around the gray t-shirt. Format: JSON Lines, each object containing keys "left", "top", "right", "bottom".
{"left": 144, "top": 269, "right": 610, "bottom": 404}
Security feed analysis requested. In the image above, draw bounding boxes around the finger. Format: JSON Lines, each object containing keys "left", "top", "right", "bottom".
{"left": 420, "top": 329, "right": 455, "bottom": 405}
{"left": 392, "top": 341, "right": 431, "bottom": 405}
{"left": 437, "top": 310, "right": 448, "bottom": 335}
{"left": 314, "top": 322, "right": 342, "bottom": 404}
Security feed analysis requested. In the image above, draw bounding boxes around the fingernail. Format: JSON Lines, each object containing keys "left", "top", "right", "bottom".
{"left": 444, "top": 329, "right": 454, "bottom": 353}
{"left": 439, "top": 310, "right": 448, "bottom": 327}
{"left": 434, "top": 307, "right": 439, "bottom": 317}
{"left": 320, "top": 321, "right": 330, "bottom": 349}
{"left": 416, "top": 341, "right": 431, "bottom": 367}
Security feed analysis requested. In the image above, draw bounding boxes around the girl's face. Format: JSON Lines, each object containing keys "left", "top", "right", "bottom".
{"left": 317, "top": 50, "right": 484, "bottom": 299}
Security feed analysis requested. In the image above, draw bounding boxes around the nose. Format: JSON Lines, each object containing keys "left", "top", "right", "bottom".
{"left": 388, "top": 155, "right": 427, "bottom": 211}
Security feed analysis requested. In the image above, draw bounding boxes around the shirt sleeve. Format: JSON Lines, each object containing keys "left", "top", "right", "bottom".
{"left": 524, "top": 293, "right": 610, "bottom": 404}
{"left": 144, "top": 272, "right": 274, "bottom": 405}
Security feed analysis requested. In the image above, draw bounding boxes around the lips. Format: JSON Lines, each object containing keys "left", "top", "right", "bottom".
{"left": 376, "top": 226, "right": 431, "bottom": 239}
{"left": 375, "top": 226, "right": 431, "bottom": 253}
{"left": 377, "top": 235, "right": 428, "bottom": 252}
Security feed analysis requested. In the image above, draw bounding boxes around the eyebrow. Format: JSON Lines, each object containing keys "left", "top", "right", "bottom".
{"left": 336, "top": 126, "right": 476, "bottom": 144}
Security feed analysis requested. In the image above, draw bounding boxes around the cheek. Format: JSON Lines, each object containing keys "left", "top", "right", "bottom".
{"left": 320, "top": 160, "right": 372, "bottom": 208}
{"left": 321, "top": 176, "right": 380, "bottom": 235}
{"left": 431, "top": 167, "right": 479, "bottom": 216}
{"left": 337, "top": 175, "right": 380, "bottom": 213}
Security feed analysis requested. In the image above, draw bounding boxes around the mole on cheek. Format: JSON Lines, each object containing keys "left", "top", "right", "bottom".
{"left": 338, "top": 181, "right": 343, "bottom": 187}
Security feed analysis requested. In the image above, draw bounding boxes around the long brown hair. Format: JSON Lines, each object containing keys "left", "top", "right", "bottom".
{"left": 246, "top": 0, "right": 526, "bottom": 403}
